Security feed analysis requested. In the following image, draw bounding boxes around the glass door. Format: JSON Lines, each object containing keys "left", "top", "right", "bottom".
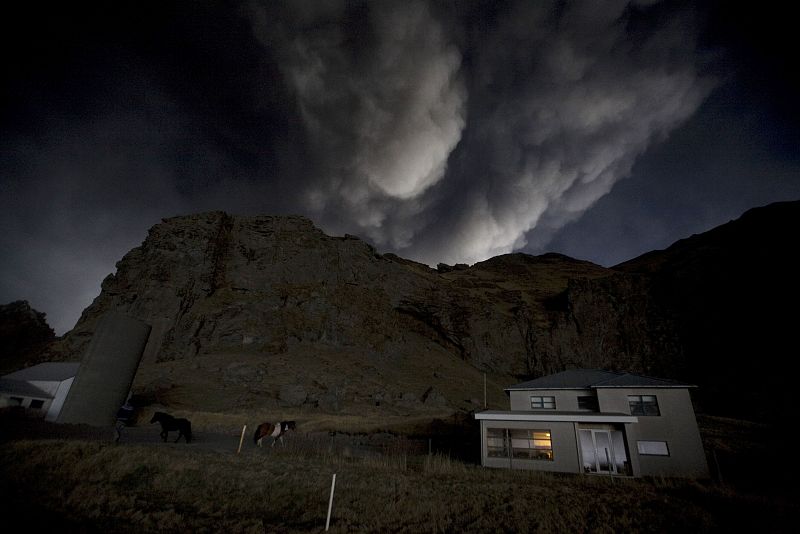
{"left": 580, "top": 429, "right": 627, "bottom": 475}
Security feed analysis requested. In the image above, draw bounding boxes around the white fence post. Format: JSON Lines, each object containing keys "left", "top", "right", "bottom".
{"left": 326, "top": 473, "right": 337, "bottom": 531}
{"left": 237, "top": 424, "right": 247, "bottom": 453}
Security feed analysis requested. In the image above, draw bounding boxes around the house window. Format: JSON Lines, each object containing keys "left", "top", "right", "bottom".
{"left": 637, "top": 440, "right": 670, "bottom": 456}
{"left": 30, "top": 399, "right": 45, "bottom": 410}
{"left": 578, "top": 396, "right": 599, "bottom": 411}
{"left": 9, "top": 397, "right": 23, "bottom": 406}
{"left": 486, "top": 428, "right": 508, "bottom": 457}
{"left": 628, "top": 395, "right": 660, "bottom": 416}
{"left": 511, "top": 429, "right": 554, "bottom": 460}
{"left": 486, "top": 428, "right": 554, "bottom": 460}
{"left": 530, "top": 396, "right": 556, "bottom": 410}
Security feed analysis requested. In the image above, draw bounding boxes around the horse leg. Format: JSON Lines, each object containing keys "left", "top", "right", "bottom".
{"left": 280, "top": 435, "right": 286, "bottom": 447}
{"left": 161, "top": 430, "right": 168, "bottom": 442}
{"left": 175, "top": 430, "right": 182, "bottom": 443}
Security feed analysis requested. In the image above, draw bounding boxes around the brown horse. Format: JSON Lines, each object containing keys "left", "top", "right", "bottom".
{"left": 254, "top": 420, "right": 296, "bottom": 447}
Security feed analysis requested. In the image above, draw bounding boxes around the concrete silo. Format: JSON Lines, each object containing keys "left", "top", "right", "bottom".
{"left": 57, "top": 312, "right": 151, "bottom": 426}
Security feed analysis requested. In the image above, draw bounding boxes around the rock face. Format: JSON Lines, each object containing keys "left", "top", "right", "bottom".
{"left": 44, "top": 201, "right": 800, "bottom": 420}
{"left": 48, "top": 212, "right": 680, "bottom": 414}
{"left": 0, "top": 300, "right": 56, "bottom": 374}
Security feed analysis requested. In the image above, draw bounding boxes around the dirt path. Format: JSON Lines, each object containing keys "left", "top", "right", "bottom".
{"left": 1, "top": 407, "right": 472, "bottom": 466}
{"left": 0, "top": 414, "right": 250, "bottom": 454}
{"left": 0, "top": 414, "right": 429, "bottom": 458}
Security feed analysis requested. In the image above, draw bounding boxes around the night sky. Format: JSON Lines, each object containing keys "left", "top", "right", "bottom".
{"left": 2, "top": 1, "right": 798, "bottom": 335}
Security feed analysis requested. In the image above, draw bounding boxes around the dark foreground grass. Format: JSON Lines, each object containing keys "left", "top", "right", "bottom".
{"left": 0, "top": 439, "right": 794, "bottom": 533}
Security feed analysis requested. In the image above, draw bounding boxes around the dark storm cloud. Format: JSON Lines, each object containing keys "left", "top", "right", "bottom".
{"left": 3, "top": 0, "right": 782, "bottom": 334}
{"left": 534, "top": 0, "right": 800, "bottom": 266}
{"left": 247, "top": 0, "right": 714, "bottom": 265}
{"left": 249, "top": 0, "right": 467, "bottom": 249}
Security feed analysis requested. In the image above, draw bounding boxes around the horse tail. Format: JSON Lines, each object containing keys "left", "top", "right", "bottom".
{"left": 253, "top": 424, "right": 263, "bottom": 444}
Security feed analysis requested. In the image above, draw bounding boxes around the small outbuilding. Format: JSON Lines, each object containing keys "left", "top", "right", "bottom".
{"left": 475, "top": 369, "right": 709, "bottom": 479}
{"left": 0, "top": 362, "right": 80, "bottom": 421}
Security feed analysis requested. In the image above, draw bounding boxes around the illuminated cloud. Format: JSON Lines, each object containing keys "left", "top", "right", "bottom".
{"left": 250, "top": 0, "right": 714, "bottom": 264}
{"left": 6, "top": 1, "right": 769, "bottom": 334}
{"left": 251, "top": 1, "right": 466, "bottom": 248}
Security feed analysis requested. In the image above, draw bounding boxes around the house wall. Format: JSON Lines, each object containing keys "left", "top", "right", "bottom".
{"left": 480, "top": 419, "right": 581, "bottom": 473}
{"left": 596, "top": 388, "right": 708, "bottom": 478}
{"left": 45, "top": 377, "right": 75, "bottom": 422}
{"left": 508, "top": 389, "right": 595, "bottom": 411}
{"left": 57, "top": 312, "right": 151, "bottom": 426}
{"left": 0, "top": 394, "right": 52, "bottom": 413}
{"left": 501, "top": 385, "right": 708, "bottom": 478}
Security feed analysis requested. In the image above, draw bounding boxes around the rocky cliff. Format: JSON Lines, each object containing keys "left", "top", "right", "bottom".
{"left": 0, "top": 300, "right": 56, "bottom": 374}
{"left": 47, "top": 211, "right": 682, "bottom": 415}
{"left": 44, "top": 201, "right": 798, "bottom": 420}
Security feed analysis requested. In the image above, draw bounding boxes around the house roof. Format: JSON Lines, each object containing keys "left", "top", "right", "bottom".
{"left": 0, "top": 378, "right": 52, "bottom": 399}
{"left": 1, "top": 362, "right": 80, "bottom": 382}
{"left": 506, "top": 369, "right": 694, "bottom": 391}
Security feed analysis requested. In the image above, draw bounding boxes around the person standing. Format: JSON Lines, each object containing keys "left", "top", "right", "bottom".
{"left": 114, "top": 399, "right": 135, "bottom": 443}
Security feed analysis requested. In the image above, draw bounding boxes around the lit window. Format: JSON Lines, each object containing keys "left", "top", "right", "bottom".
{"left": 530, "top": 396, "right": 556, "bottom": 410}
{"left": 487, "top": 429, "right": 554, "bottom": 461}
{"left": 637, "top": 440, "right": 669, "bottom": 456}
{"left": 511, "top": 429, "right": 554, "bottom": 460}
{"left": 628, "top": 395, "right": 660, "bottom": 416}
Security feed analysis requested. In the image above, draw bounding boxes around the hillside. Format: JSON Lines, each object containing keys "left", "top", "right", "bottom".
{"left": 44, "top": 212, "right": 682, "bottom": 417}
{"left": 32, "top": 200, "right": 798, "bottom": 422}
{"left": 614, "top": 200, "right": 800, "bottom": 420}
{"left": 0, "top": 300, "right": 55, "bottom": 374}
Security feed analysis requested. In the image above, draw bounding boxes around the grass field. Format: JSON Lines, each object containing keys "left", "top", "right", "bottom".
{"left": 1, "top": 427, "right": 795, "bottom": 533}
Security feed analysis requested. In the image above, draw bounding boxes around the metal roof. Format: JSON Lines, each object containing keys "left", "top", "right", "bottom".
{"left": 0, "top": 378, "right": 52, "bottom": 399}
{"left": 506, "top": 369, "right": 694, "bottom": 391}
{"left": 1, "top": 362, "right": 80, "bottom": 382}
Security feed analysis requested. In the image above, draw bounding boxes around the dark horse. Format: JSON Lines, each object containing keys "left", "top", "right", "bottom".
{"left": 150, "top": 411, "right": 192, "bottom": 443}
{"left": 253, "top": 420, "right": 296, "bottom": 447}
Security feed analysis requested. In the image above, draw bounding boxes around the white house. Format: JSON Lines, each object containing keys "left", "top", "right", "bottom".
{"left": 0, "top": 362, "right": 80, "bottom": 421}
{"left": 475, "top": 369, "right": 709, "bottom": 479}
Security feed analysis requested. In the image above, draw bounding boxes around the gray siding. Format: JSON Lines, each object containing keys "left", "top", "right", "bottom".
{"left": 508, "top": 389, "right": 596, "bottom": 412}
{"left": 57, "top": 312, "right": 151, "bottom": 426}
{"left": 494, "top": 385, "right": 708, "bottom": 479}
{"left": 596, "top": 388, "right": 708, "bottom": 478}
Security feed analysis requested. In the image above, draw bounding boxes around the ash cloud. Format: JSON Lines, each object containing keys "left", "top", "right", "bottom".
{"left": 250, "top": 1, "right": 466, "bottom": 248}
{"left": 1, "top": 1, "right": 723, "bottom": 334}
{"left": 249, "top": 0, "right": 714, "bottom": 264}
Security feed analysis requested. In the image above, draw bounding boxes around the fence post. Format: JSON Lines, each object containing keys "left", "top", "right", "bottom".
{"left": 507, "top": 429, "right": 513, "bottom": 470}
{"left": 712, "top": 448, "right": 724, "bottom": 484}
{"left": 237, "top": 424, "right": 247, "bottom": 453}
{"left": 326, "top": 473, "right": 337, "bottom": 531}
